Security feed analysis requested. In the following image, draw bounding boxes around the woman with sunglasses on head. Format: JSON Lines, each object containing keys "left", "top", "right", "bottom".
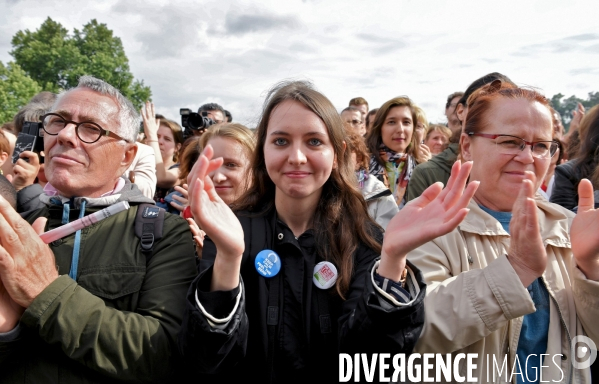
{"left": 179, "top": 81, "right": 478, "bottom": 382}
{"left": 408, "top": 81, "right": 599, "bottom": 383}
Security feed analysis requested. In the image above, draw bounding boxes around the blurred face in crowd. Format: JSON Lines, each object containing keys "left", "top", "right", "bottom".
{"left": 446, "top": 96, "right": 462, "bottom": 134}
{"left": 366, "top": 111, "right": 377, "bottom": 134}
{"left": 264, "top": 100, "right": 336, "bottom": 204}
{"left": 341, "top": 109, "right": 364, "bottom": 136}
{"left": 425, "top": 130, "right": 449, "bottom": 155}
{"left": 381, "top": 106, "right": 413, "bottom": 154}
{"left": 157, "top": 124, "right": 181, "bottom": 161}
{"left": 351, "top": 103, "right": 368, "bottom": 116}
{"left": 415, "top": 121, "right": 427, "bottom": 144}
{"left": 207, "top": 110, "right": 225, "bottom": 124}
{"left": 461, "top": 98, "right": 553, "bottom": 211}
{"left": 0, "top": 130, "right": 16, "bottom": 177}
{"left": 552, "top": 111, "right": 564, "bottom": 139}
{"left": 43, "top": 88, "right": 136, "bottom": 198}
{"left": 207, "top": 135, "right": 251, "bottom": 205}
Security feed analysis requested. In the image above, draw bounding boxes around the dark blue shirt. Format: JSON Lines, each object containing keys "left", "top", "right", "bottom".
{"left": 479, "top": 205, "right": 550, "bottom": 383}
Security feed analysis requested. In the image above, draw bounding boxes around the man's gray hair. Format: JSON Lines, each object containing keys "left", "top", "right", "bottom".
{"left": 54, "top": 75, "right": 140, "bottom": 143}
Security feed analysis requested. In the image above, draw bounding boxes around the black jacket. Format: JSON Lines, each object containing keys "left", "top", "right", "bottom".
{"left": 551, "top": 160, "right": 582, "bottom": 211}
{"left": 179, "top": 208, "right": 425, "bottom": 383}
{"left": 16, "top": 183, "right": 45, "bottom": 213}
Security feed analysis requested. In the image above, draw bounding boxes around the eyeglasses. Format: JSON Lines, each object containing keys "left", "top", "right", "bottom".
{"left": 468, "top": 132, "right": 558, "bottom": 159}
{"left": 41, "top": 113, "right": 129, "bottom": 144}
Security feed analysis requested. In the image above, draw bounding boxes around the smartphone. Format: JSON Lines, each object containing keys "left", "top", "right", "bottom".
{"left": 12, "top": 121, "right": 44, "bottom": 164}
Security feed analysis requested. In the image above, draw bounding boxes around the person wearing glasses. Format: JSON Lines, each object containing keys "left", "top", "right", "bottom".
{"left": 408, "top": 81, "right": 599, "bottom": 383}
{"left": 340, "top": 106, "right": 365, "bottom": 136}
{"left": 0, "top": 76, "right": 197, "bottom": 383}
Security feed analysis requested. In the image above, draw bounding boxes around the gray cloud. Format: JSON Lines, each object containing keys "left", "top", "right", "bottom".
{"left": 565, "top": 33, "right": 599, "bottom": 41}
{"left": 355, "top": 33, "right": 407, "bottom": 54}
{"left": 419, "top": 101, "right": 436, "bottom": 110}
{"left": 112, "top": 0, "right": 204, "bottom": 59}
{"left": 221, "top": 11, "right": 301, "bottom": 35}
{"left": 570, "top": 67, "right": 599, "bottom": 76}
{"left": 288, "top": 41, "right": 318, "bottom": 54}
{"left": 512, "top": 34, "right": 599, "bottom": 57}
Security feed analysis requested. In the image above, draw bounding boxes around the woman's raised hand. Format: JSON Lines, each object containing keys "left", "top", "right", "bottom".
{"left": 419, "top": 143, "right": 432, "bottom": 162}
{"left": 186, "top": 217, "right": 206, "bottom": 259}
{"left": 170, "top": 184, "right": 189, "bottom": 213}
{"left": 571, "top": 179, "right": 599, "bottom": 281}
{"left": 188, "top": 145, "right": 245, "bottom": 290}
{"left": 141, "top": 101, "right": 160, "bottom": 141}
{"left": 378, "top": 161, "right": 478, "bottom": 281}
{"left": 507, "top": 172, "right": 547, "bottom": 287}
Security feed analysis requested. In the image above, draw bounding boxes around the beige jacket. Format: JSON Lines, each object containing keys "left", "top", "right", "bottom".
{"left": 408, "top": 196, "right": 599, "bottom": 384}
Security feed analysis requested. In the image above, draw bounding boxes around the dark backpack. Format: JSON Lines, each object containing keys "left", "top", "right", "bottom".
{"left": 134, "top": 203, "right": 165, "bottom": 263}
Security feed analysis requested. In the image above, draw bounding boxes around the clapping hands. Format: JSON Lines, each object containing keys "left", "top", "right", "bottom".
{"left": 378, "top": 161, "right": 478, "bottom": 281}
{"left": 187, "top": 145, "right": 244, "bottom": 290}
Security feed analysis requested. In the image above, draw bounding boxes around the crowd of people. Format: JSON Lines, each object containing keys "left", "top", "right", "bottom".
{"left": 0, "top": 71, "right": 597, "bottom": 383}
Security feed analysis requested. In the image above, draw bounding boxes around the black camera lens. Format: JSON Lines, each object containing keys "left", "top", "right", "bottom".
{"left": 187, "top": 113, "right": 205, "bottom": 130}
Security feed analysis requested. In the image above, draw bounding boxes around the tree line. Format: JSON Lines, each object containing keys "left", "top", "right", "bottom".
{"left": 1, "top": 17, "right": 598, "bottom": 128}
{"left": 0, "top": 17, "right": 151, "bottom": 123}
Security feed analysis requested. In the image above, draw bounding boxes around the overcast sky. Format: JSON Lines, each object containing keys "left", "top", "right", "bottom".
{"left": 1, "top": 0, "right": 598, "bottom": 127}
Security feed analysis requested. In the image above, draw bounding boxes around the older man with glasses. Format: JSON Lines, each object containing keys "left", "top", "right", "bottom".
{"left": 0, "top": 76, "right": 197, "bottom": 384}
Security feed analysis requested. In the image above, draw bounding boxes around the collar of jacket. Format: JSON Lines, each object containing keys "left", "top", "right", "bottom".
{"left": 458, "top": 195, "right": 573, "bottom": 248}
{"left": 360, "top": 175, "right": 392, "bottom": 201}
{"left": 38, "top": 178, "right": 155, "bottom": 208}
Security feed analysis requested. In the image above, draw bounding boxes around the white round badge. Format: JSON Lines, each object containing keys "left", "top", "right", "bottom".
{"left": 313, "top": 261, "right": 338, "bottom": 289}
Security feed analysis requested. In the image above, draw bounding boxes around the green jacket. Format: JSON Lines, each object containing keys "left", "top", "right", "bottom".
{"left": 406, "top": 142, "right": 459, "bottom": 202}
{"left": 0, "top": 182, "right": 197, "bottom": 383}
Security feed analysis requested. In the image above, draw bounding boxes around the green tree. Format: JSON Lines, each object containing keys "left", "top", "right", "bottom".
{"left": 0, "top": 61, "right": 42, "bottom": 123}
{"left": 10, "top": 17, "right": 151, "bottom": 109}
{"left": 551, "top": 92, "right": 599, "bottom": 132}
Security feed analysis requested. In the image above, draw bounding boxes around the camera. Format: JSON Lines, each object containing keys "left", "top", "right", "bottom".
{"left": 180, "top": 108, "right": 216, "bottom": 136}
{"left": 12, "top": 121, "right": 44, "bottom": 164}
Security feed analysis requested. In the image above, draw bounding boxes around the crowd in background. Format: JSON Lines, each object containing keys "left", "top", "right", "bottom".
{"left": 1, "top": 72, "right": 594, "bottom": 220}
{"left": 0, "top": 71, "right": 598, "bottom": 383}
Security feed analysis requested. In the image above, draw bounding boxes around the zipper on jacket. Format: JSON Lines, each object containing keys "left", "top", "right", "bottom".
{"left": 541, "top": 277, "right": 573, "bottom": 384}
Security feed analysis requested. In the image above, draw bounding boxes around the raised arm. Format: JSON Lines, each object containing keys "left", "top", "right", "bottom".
{"left": 187, "top": 144, "right": 245, "bottom": 291}
{"left": 570, "top": 178, "right": 599, "bottom": 343}
{"left": 377, "top": 161, "right": 478, "bottom": 282}
{"left": 142, "top": 101, "right": 179, "bottom": 189}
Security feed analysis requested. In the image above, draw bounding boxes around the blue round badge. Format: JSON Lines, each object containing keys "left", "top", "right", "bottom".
{"left": 254, "top": 249, "right": 281, "bottom": 278}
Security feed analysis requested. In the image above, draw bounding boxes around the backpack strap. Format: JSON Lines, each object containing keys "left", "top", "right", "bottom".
{"left": 135, "top": 203, "right": 165, "bottom": 263}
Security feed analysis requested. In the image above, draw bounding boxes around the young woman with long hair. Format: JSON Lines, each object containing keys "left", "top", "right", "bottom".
{"left": 179, "top": 80, "right": 477, "bottom": 382}
{"left": 365, "top": 97, "right": 429, "bottom": 208}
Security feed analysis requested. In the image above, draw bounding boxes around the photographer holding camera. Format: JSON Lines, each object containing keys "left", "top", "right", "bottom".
{"left": 180, "top": 102, "right": 225, "bottom": 138}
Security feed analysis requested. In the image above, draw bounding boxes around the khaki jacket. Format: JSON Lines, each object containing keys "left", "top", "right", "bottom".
{"left": 408, "top": 196, "right": 599, "bottom": 383}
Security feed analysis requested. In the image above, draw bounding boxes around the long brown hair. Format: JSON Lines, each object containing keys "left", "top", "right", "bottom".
{"left": 177, "top": 123, "right": 255, "bottom": 184}
{"left": 365, "top": 96, "right": 427, "bottom": 165}
{"left": 234, "top": 80, "right": 381, "bottom": 298}
{"left": 574, "top": 105, "right": 599, "bottom": 185}
{"left": 157, "top": 117, "right": 184, "bottom": 162}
